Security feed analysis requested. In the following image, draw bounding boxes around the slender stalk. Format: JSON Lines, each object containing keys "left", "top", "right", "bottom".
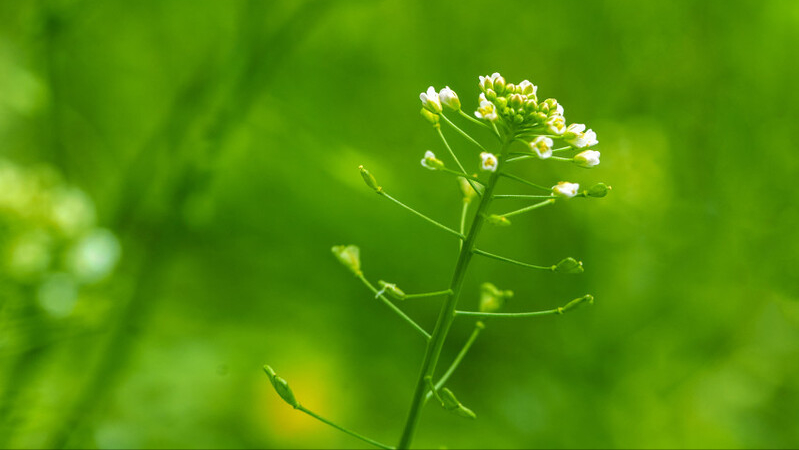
{"left": 403, "top": 289, "right": 453, "bottom": 300}
{"left": 472, "top": 248, "right": 553, "bottom": 271}
{"left": 494, "top": 194, "right": 555, "bottom": 200}
{"left": 505, "top": 147, "right": 571, "bottom": 162}
{"left": 424, "top": 321, "right": 485, "bottom": 403}
{"left": 297, "top": 405, "right": 395, "bottom": 450}
{"left": 439, "top": 167, "right": 484, "bottom": 185}
{"left": 500, "top": 198, "right": 556, "bottom": 218}
{"left": 358, "top": 274, "right": 431, "bottom": 340}
{"left": 455, "top": 294, "right": 593, "bottom": 318}
{"left": 436, "top": 127, "right": 468, "bottom": 175}
{"left": 458, "top": 201, "right": 469, "bottom": 250}
{"left": 379, "top": 191, "right": 465, "bottom": 239}
{"left": 396, "top": 138, "right": 512, "bottom": 449}
{"left": 439, "top": 114, "right": 487, "bottom": 152}
{"left": 457, "top": 109, "right": 492, "bottom": 131}
{"left": 499, "top": 172, "right": 552, "bottom": 193}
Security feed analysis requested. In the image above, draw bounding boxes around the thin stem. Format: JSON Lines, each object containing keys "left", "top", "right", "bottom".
{"left": 439, "top": 167, "right": 484, "bottom": 185}
{"left": 454, "top": 294, "right": 593, "bottom": 318}
{"left": 457, "top": 109, "right": 492, "bottom": 131}
{"left": 499, "top": 172, "right": 552, "bottom": 193}
{"left": 379, "top": 191, "right": 465, "bottom": 240}
{"left": 358, "top": 274, "right": 431, "bottom": 340}
{"left": 499, "top": 198, "right": 556, "bottom": 218}
{"left": 403, "top": 289, "right": 453, "bottom": 300}
{"left": 297, "top": 405, "right": 394, "bottom": 450}
{"left": 396, "top": 137, "right": 513, "bottom": 449}
{"left": 549, "top": 155, "right": 573, "bottom": 162}
{"left": 472, "top": 248, "right": 553, "bottom": 271}
{"left": 505, "top": 147, "right": 571, "bottom": 162}
{"left": 458, "top": 201, "right": 469, "bottom": 250}
{"left": 437, "top": 127, "right": 468, "bottom": 175}
{"left": 494, "top": 194, "right": 555, "bottom": 200}
{"left": 424, "top": 321, "right": 485, "bottom": 403}
{"left": 439, "top": 114, "right": 487, "bottom": 152}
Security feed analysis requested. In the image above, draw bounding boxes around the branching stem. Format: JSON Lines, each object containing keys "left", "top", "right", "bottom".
{"left": 379, "top": 191, "right": 465, "bottom": 240}
{"left": 297, "top": 405, "right": 395, "bottom": 450}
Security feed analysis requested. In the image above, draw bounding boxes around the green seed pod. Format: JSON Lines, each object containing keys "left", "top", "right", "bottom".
{"left": 479, "top": 282, "right": 513, "bottom": 313}
{"left": 560, "top": 294, "right": 594, "bottom": 313}
{"left": 440, "top": 388, "right": 477, "bottom": 419}
{"left": 359, "top": 166, "right": 381, "bottom": 192}
{"left": 587, "top": 182, "right": 610, "bottom": 198}
{"left": 332, "top": 245, "right": 362, "bottom": 275}
{"left": 553, "top": 257, "right": 584, "bottom": 274}
{"left": 263, "top": 365, "right": 299, "bottom": 408}
{"left": 486, "top": 214, "right": 511, "bottom": 227}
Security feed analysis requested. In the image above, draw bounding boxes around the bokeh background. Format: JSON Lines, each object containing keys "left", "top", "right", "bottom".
{"left": 1, "top": 0, "right": 798, "bottom": 448}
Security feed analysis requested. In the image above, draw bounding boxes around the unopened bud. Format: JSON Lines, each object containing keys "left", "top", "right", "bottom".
{"left": 263, "top": 365, "right": 299, "bottom": 408}
{"left": 332, "top": 245, "right": 362, "bottom": 275}
{"left": 439, "top": 86, "right": 461, "bottom": 111}
{"left": 479, "top": 282, "right": 513, "bottom": 313}
{"left": 493, "top": 76, "right": 506, "bottom": 94}
{"left": 458, "top": 177, "right": 480, "bottom": 203}
{"left": 359, "top": 165, "right": 381, "bottom": 192}
{"left": 553, "top": 257, "right": 584, "bottom": 274}
{"left": 378, "top": 280, "right": 406, "bottom": 300}
{"left": 420, "top": 108, "right": 440, "bottom": 127}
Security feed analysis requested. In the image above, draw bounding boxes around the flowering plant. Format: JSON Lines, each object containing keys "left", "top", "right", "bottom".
{"left": 265, "top": 72, "right": 609, "bottom": 449}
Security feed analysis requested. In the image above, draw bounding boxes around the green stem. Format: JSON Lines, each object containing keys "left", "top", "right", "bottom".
{"left": 379, "top": 191, "right": 465, "bottom": 239}
{"left": 494, "top": 194, "right": 555, "bottom": 200}
{"left": 436, "top": 127, "right": 469, "bottom": 175}
{"left": 499, "top": 172, "right": 552, "bottom": 193}
{"left": 396, "top": 137, "right": 512, "bottom": 449}
{"left": 424, "top": 321, "right": 485, "bottom": 403}
{"left": 500, "top": 198, "right": 556, "bottom": 218}
{"left": 439, "top": 114, "right": 488, "bottom": 152}
{"left": 505, "top": 147, "right": 571, "bottom": 162}
{"left": 358, "top": 274, "right": 431, "bottom": 340}
{"left": 472, "top": 248, "right": 553, "bottom": 271}
{"left": 403, "top": 289, "right": 453, "bottom": 300}
{"left": 454, "top": 294, "right": 593, "bottom": 318}
{"left": 297, "top": 405, "right": 395, "bottom": 450}
{"left": 458, "top": 201, "right": 469, "bottom": 250}
{"left": 457, "top": 109, "right": 493, "bottom": 132}
{"left": 439, "top": 167, "right": 484, "bottom": 185}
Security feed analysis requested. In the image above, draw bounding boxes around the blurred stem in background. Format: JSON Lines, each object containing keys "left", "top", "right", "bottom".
{"left": 39, "top": 1, "right": 337, "bottom": 447}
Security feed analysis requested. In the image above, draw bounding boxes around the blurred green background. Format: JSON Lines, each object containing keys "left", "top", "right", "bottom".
{"left": 1, "top": 0, "right": 798, "bottom": 448}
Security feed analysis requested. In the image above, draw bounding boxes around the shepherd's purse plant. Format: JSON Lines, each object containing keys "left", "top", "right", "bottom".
{"left": 264, "top": 72, "right": 609, "bottom": 449}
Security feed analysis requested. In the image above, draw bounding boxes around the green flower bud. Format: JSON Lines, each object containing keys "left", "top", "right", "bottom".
{"left": 559, "top": 294, "right": 594, "bottom": 313}
{"left": 495, "top": 97, "right": 508, "bottom": 109}
{"left": 458, "top": 177, "right": 481, "bottom": 203}
{"left": 378, "top": 280, "right": 406, "bottom": 300}
{"left": 332, "top": 245, "right": 362, "bottom": 275}
{"left": 439, "top": 86, "right": 461, "bottom": 111}
{"left": 493, "top": 76, "right": 506, "bottom": 94}
{"left": 479, "top": 282, "right": 513, "bottom": 313}
{"left": 510, "top": 93, "right": 524, "bottom": 109}
{"left": 359, "top": 166, "right": 381, "bottom": 192}
{"left": 525, "top": 99, "right": 538, "bottom": 112}
{"left": 553, "top": 257, "right": 584, "bottom": 274}
{"left": 420, "top": 108, "right": 440, "bottom": 127}
{"left": 587, "top": 182, "right": 610, "bottom": 198}
{"left": 485, "top": 89, "right": 497, "bottom": 101}
{"left": 440, "top": 388, "right": 477, "bottom": 419}
{"left": 513, "top": 114, "right": 524, "bottom": 124}
{"left": 486, "top": 214, "right": 511, "bottom": 227}
{"left": 263, "top": 365, "right": 299, "bottom": 408}
{"left": 505, "top": 83, "right": 516, "bottom": 94}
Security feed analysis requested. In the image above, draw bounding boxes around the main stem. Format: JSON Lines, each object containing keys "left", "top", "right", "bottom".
{"left": 396, "top": 137, "right": 511, "bottom": 449}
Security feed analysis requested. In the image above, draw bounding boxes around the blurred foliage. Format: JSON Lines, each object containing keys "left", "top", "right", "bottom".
{"left": 1, "top": 0, "right": 798, "bottom": 448}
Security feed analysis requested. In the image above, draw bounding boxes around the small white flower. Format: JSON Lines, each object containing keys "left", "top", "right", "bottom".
{"left": 529, "top": 136, "right": 553, "bottom": 159}
{"left": 564, "top": 123, "right": 598, "bottom": 148}
{"left": 480, "top": 152, "right": 498, "bottom": 172}
{"left": 555, "top": 103, "right": 564, "bottom": 116}
{"left": 474, "top": 100, "right": 498, "bottom": 122}
{"left": 518, "top": 80, "right": 538, "bottom": 96}
{"left": 552, "top": 181, "right": 580, "bottom": 198}
{"left": 421, "top": 150, "right": 443, "bottom": 170}
{"left": 573, "top": 150, "right": 601, "bottom": 168}
{"left": 546, "top": 115, "right": 567, "bottom": 135}
{"left": 438, "top": 86, "right": 460, "bottom": 111}
{"left": 420, "top": 86, "right": 442, "bottom": 114}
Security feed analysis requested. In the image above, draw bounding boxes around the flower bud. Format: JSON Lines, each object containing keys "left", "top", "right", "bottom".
{"left": 509, "top": 94, "right": 524, "bottom": 109}
{"left": 359, "top": 165, "right": 381, "bottom": 192}
{"left": 439, "top": 86, "right": 461, "bottom": 111}
{"left": 485, "top": 89, "right": 497, "bottom": 101}
{"left": 458, "top": 177, "right": 480, "bottom": 203}
{"left": 559, "top": 294, "right": 594, "bottom": 313}
{"left": 519, "top": 80, "right": 537, "bottom": 96}
{"left": 419, "top": 86, "right": 442, "bottom": 114}
{"left": 263, "top": 365, "right": 299, "bottom": 408}
{"left": 587, "top": 182, "right": 610, "bottom": 198}
{"left": 486, "top": 214, "right": 511, "bottom": 226}
{"left": 553, "top": 257, "right": 584, "bottom": 274}
{"left": 552, "top": 181, "right": 579, "bottom": 198}
{"left": 421, "top": 150, "right": 445, "bottom": 170}
{"left": 331, "top": 245, "right": 361, "bottom": 275}
{"left": 573, "top": 150, "right": 601, "bottom": 168}
{"left": 378, "top": 280, "right": 406, "bottom": 300}
{"left": 493, "top": 75, "right": 506, "bottom": 94}
{"left": 479, "top": 75, "right": 494, "bottom": 92}
{"left": 479, "top": 282, "right": 513, "bottom": 312}
{"left": 440, "top": 388, "right": 477, "bottom": 419}
{"left": 420, "top": 108, "right": 440, "bottom": 127}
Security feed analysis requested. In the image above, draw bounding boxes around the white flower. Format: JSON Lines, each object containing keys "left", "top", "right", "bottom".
{"left": 573, "top": 150, "right": 601, "bottom": 168}
{"left": 474, "top": 100, "right": 498, "bottom": 122}
{"left": 419, "top": 86, "right": 442, "bottom": 114}
{"left": 555, "top": 103, "right": 564, "bottom": 116}
{"left": 564, "top": 123, "right": 598, "bottom": 148}
{"left": 546, "top": 115, "right": 567, "bottom": 135}
{"left": 439, "top": 86, "right": 460, "bottom": 111}
{"left": 421, "top": 150, "right": 443, "bottom": 170}
{"left": 480, "top": 152, "right": 498, "bottom": 172}
{"left": 518, "top": 80, "right": 538, "bottom": 96}
{"left": 552, "top": 181, "right": 580, "bottom": 198}
{"left": 529, "top": 136, "right": 553, "bottom": 159}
